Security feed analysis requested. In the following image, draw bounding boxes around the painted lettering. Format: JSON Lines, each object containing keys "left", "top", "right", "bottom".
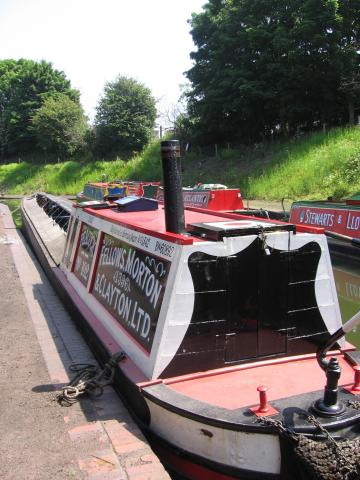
{"left": 154, "top": 240, "right": 175, "bottom": 258}
{"left": 346, "top": 212, "right": 360, "bottom": 232}
{"left": 303, "top": 209, "right": 335, "bottom": 227}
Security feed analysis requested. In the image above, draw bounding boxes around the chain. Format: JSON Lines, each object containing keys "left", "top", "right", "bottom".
{"left": 257, "top": 416, "right": 296, "bottom": 439}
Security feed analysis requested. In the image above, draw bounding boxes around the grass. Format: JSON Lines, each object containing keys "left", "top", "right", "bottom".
{"left": 182, "top": 127, "right": 360, "bottom": 201}
{"left": 0, "top": 140, "right": 162, "bottom": 196}
{"left": 243, "top": 127, "right": 360, "bottom": 200}
{"left": 0, "top": 126, "right": 360, "bottom": 201}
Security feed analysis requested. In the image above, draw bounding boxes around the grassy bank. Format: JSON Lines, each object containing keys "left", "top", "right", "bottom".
{"left": 0, "top": 141, "right": 162, "bottom": 196}
{"left": 0, "top": 126, "right": 360, "bottom": 200}
{"left": 181, "top": 126, "right": 360, "bottom": 201}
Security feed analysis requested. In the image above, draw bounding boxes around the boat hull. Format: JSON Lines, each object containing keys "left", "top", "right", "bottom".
{"left": 290, "top": 201, "right": 360, "bottom": 238}
{"left": 20, "top": 195, "right": 360, "bottom": 480}
{"left": 21, "top": 200, "right": 283, "bottom": 479}
{"left": 290, "top": 201, "right": 360, "bottom": 260}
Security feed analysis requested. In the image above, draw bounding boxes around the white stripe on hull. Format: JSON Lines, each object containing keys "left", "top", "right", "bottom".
{"left": 146, "top": 399, "right": 281, "bottom": 474}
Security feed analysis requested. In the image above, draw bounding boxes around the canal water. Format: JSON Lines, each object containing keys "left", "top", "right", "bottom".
{"left": 332, "top": 254, "right": 360, "bottom": 347}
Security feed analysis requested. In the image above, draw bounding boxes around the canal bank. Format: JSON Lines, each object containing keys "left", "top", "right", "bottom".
{"left": 0, "top": 203, "right": 170, "bottom": 480}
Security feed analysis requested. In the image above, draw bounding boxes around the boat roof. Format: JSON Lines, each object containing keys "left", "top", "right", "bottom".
{"left": 292, "top": 199, "right": 351, "bottom": 209}
{"left": 75, "top": 203, "right": 293, "bottom": 245}
{"left": 292, "top": 193, "right": 360, "bottom": 208}
{"left": 347, "top": 193, "right": 360, "bottom": 205}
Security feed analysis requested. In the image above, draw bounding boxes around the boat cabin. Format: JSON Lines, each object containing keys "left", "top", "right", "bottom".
{"left": 61, "top": 201, "right": 342, "bottom": 380}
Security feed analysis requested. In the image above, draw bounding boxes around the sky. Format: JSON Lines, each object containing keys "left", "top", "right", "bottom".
{"left": 0, "top": 0, "right": 206, "bottom": 123}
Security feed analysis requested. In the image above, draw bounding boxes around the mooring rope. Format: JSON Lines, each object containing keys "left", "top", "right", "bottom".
{"left": 58, "top": 351, "right": 126, "bottom": 406}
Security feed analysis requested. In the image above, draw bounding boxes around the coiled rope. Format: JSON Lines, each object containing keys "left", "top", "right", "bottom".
{"left": 58, "top": 351, "right": 126, "bottom": 406}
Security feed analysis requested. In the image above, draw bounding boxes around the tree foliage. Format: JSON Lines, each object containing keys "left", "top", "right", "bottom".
{"left": 185, "top": 0, "right": 360, "bottom": 144}
{"left": 94, "top": 76, "right": 157, "bottom": 157}
{"left": 0, "top": 59, "right": 80, "bottom": 157}
{"left": 31, "top": 93, "right": 87, "bottom": 159}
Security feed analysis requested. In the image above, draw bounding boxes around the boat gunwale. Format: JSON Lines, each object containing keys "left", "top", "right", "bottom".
{"left": 142, "top": 379, "right": 360, "bottom": 434}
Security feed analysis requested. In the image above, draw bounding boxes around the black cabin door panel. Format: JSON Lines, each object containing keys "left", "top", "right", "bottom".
{"left": 257, "top": 250, "right": 288, "bottom": 357}
{"left": 184, "top": 240, "right": 322, "bottom": 366}
{"left": 224, "top": 242, "right": 287, "bottom": 362}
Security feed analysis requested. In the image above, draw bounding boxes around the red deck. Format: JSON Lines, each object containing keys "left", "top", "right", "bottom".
{"left": 162, "top": 352, "right": 357, "bottom": 410}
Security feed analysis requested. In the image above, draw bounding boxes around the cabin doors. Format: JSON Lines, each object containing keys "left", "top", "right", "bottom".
{"left": 224, "top": 240, "right": 288, "bottom": 363}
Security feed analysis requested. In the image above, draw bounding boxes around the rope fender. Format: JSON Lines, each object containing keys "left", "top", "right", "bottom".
{"left": 259, "top": 415, "right": 360, "bottom": 480}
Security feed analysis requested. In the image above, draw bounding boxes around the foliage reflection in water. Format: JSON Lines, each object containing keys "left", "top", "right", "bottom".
{"left": 332, "top": 256, "right": 360, "bottom": 348}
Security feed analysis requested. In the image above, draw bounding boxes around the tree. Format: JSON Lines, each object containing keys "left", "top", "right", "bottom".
{"left": 94, "top": 76, "right": 156, "bottom": 157}
{"left": 185, "top": 0, "right": 360, "bottom": 145}
{"left": 338, "top": 0, "right": 360, "bottom": 123}
{"left": 0, "top": 59, "right": 79, "bottom": 157}
{"left": 31, "top": 93, "right": 88, "bottom": 159}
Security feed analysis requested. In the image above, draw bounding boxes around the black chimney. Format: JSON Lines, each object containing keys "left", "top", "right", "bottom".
{"left": 160, "top": 140, "right": 185, "bottom": 234}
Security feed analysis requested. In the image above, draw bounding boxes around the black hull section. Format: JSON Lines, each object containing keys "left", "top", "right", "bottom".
{"left": 328, "top": 238, "right": 360, "bottom": 263}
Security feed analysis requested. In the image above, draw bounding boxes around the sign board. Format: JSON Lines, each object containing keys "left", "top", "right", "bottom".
{"left": 73, "top": 223, "right": 99, "bottom": 286}
{"left": 290, "top": 204, "right": 360, "bottom": 238}
{"left": 63, "top": 218, "right": 79, "bottom": 269}
{"left": 157, "top": 188, "right": 211, "bottom": 208}
{"left": 92, "top": 233, "right": 170, "bottom": 352}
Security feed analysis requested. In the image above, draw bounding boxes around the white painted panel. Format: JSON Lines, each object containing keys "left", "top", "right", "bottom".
{"left": 147, "top": 400, "right": 281, "bottom": 474}
{"left": 288, "top": 233, "right": 343, "bottom": 337}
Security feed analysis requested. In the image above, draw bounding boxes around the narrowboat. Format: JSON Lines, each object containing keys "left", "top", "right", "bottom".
{"left": 78, "top": 179, "right": 287, "bottom": 221}
{"left": 21, "top": 141, "right": 360, "bottom": 480}
{"left": 77, "top": 180, "right": 160, "bottom": 202}
{"left": 290, "top": 196, "right": 360, "bottom": 260}
{"left": 157, "top": 183, "right": 288, "bottom": 221}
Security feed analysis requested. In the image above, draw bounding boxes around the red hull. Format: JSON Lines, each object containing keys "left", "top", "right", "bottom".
{"left": 290, "top": 202, "right": 360, "bottom": 239}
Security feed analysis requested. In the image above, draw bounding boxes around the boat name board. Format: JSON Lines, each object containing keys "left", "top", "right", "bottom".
{"left": 157, "top": 189, "right": 211, "bottom": 208}
{"left": 92, "top": 233, "right": 170, "bottom": 352}
{"left": 290, "top": 205, "right": 360, "bottom": 238}
{"left": 63, "top": 218, "right": 79, "bottom": 268}
{"left": 73, "top": 223, "right": 98, "bottom": 286}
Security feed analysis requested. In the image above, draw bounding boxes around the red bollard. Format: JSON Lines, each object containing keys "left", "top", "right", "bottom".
{"left": 249, "top": 385, "right": 278, "bottom": 416}
{"left": 352, "top": 366, "right": 360, "bottom": 392}
{"left": 257, "top": 385, "right": 269, "bottom": 413}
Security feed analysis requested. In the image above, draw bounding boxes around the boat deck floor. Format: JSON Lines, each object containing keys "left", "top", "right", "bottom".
{"left": 162, "top": 352, "right": 357, "bottom": 410}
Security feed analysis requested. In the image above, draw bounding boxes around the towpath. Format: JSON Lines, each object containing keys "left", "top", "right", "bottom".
{"left": 0, "top": 203, "right": 170, "bottom": 480}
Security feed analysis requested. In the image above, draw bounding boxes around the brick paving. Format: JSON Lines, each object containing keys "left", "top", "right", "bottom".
{"left": 0, "top": 203, "right": 170, "bottom": 480}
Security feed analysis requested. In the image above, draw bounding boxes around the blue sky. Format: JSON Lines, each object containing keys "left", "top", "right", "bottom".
{"left": 0, "top": 0, "right": 205, "bottom": 122}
